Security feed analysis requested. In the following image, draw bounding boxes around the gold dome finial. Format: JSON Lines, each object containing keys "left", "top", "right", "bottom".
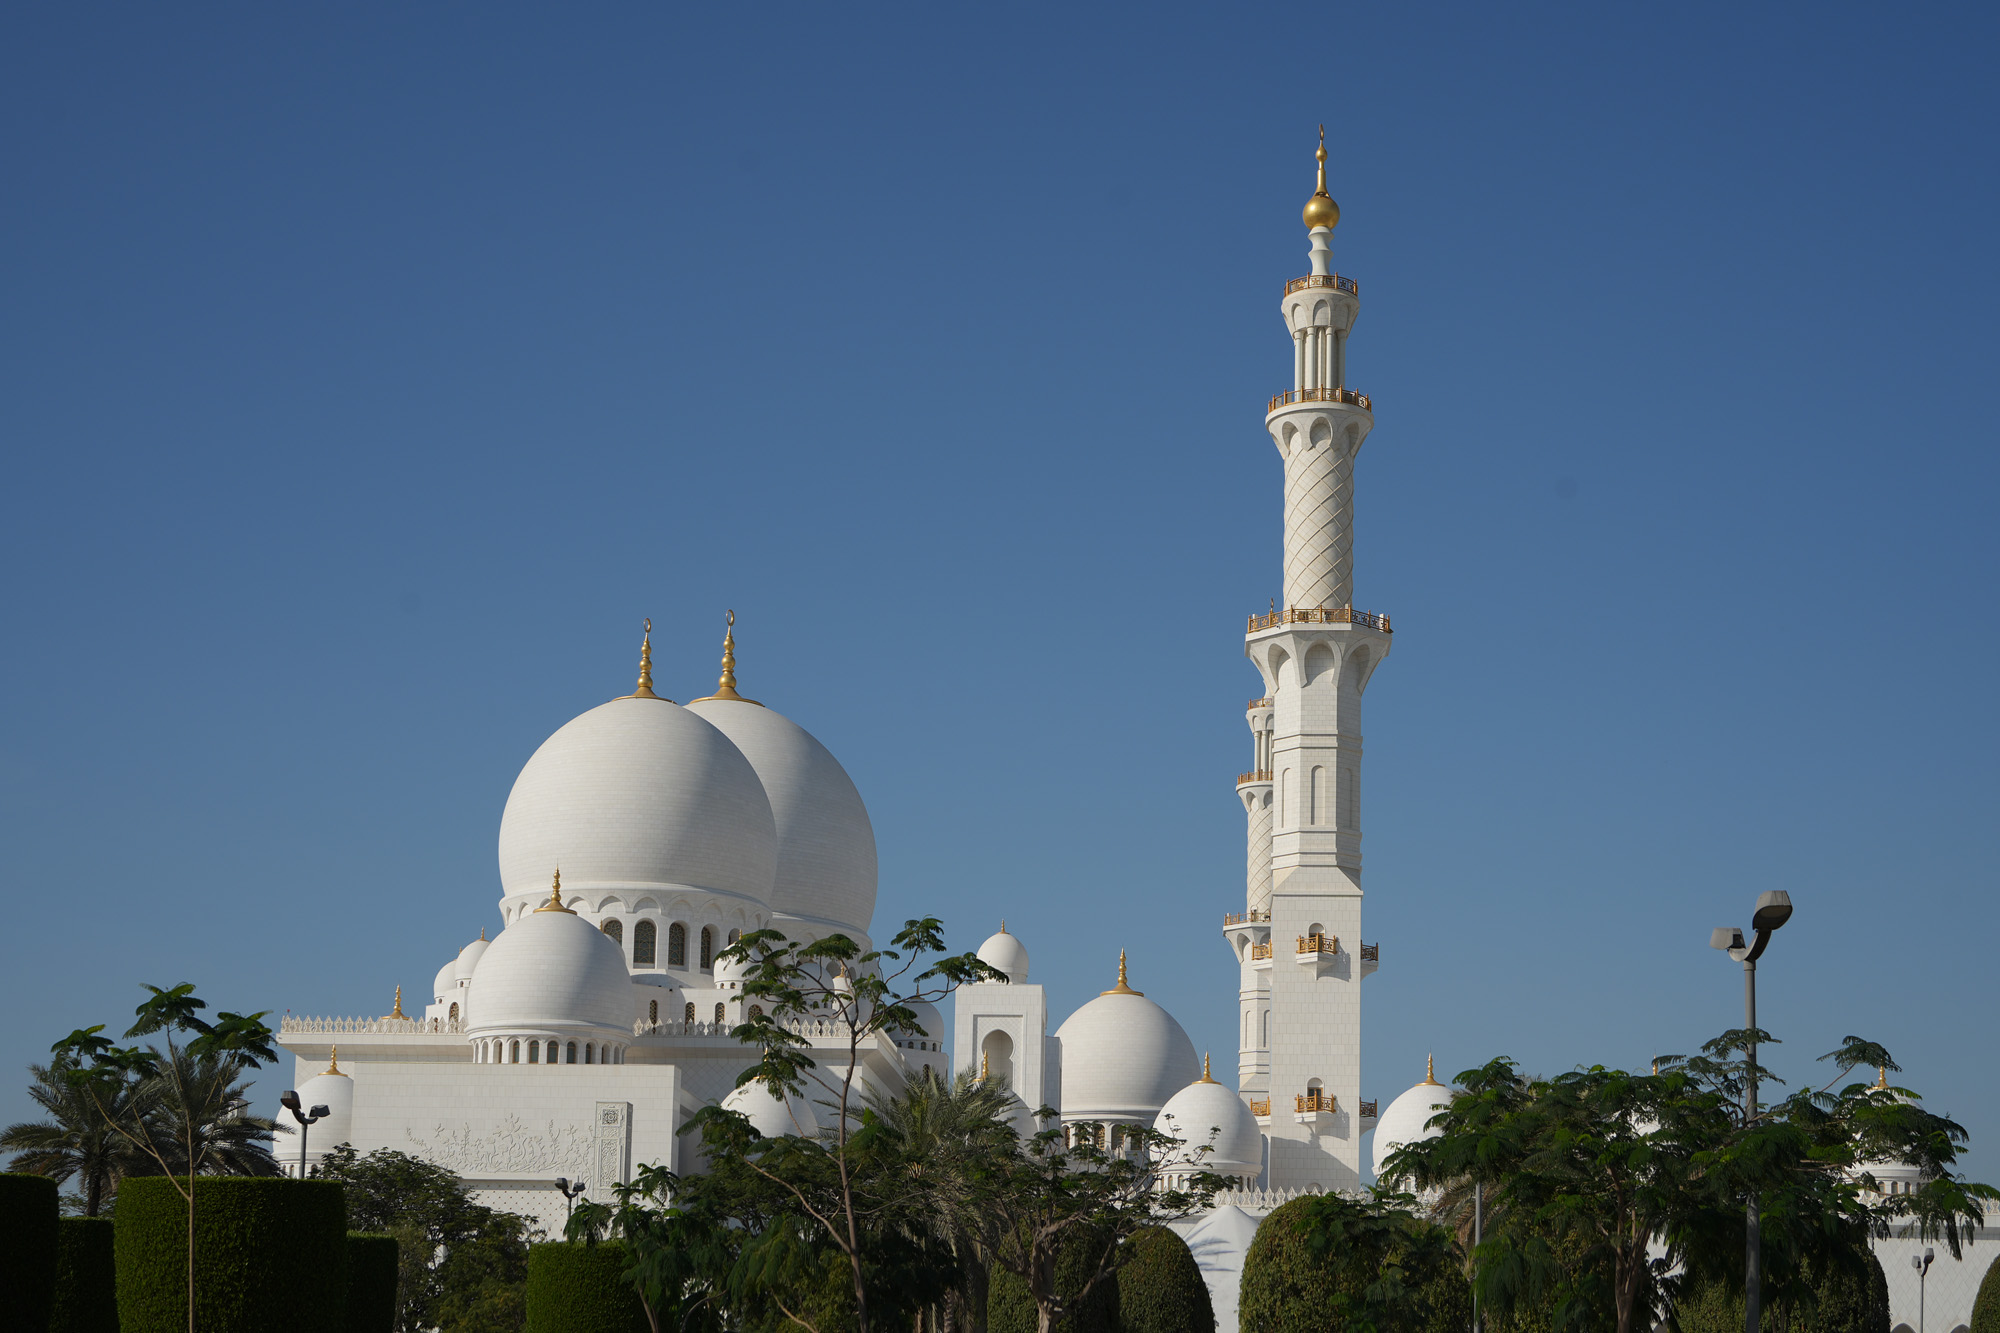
{"left": 1198, "top": 1052, "right": 1217, "bottom": 1084}
{"left": 385, "top": 986, "right": 407, "bottom": 1021}
{"left": 1302, "top": 124, "right": 1340, "bottom": 231}
{"left": 693, "top": 609, "right": 762, "bottom": 706}
{"left": 325, "top": 1045, "right": 343, "bottom": 1076}
{"left": 478, "top": 927, "right": 486, "bottom": 941}
{"left": 980, "top": 1049, "right": 990, "bottom": 1082}
{"left": 1422, "top": 1053, "right": 1441, "bottom": 1086}
{"left": 1101, "top": 949, "right": 1145, "bottom": 996}
{"left": 535, "top": 867, "right": 576, "bottom": 914}
{"left": 1876, "top": 1066, "right": 1889, "bottom": 1090}
{"left": 627, "top": 619, "right": 671, "bottom": 701}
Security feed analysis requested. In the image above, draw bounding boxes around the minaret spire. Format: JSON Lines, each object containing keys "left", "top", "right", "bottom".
{"left": 693, "top": 610, "right": 762, "bottom": 705}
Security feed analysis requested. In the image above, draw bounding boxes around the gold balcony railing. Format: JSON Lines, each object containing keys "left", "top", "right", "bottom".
{"left": 1248, "top": 606, "right": 1392, "bottom": 634}
{"left": 1248, "top": 1097, "right": 1272, "bottom": 1117}
{"left": 1247, "top": 697, "right": 1272, "bottom": 710}
{"left": 1284, "top": 274, "right": 1359, "bottom": 296}
{"left": 1223, "top": 909, "right": 1272, "bottom": 926}
{"left": 1297, "top": 933, "right": 1338, "bottom": 955}
{"left": 1359, "top": 1100, "right": 1378, "bottom": 1119}
{"left": 1268, "top": 386, "right": 1371, "bottom": 412}
{"left": 1297, "top": 1091, "right": 1338, "bottom": 1114}
{"left": 1250, "top": 942, "right": 1274, "bottom": 960}
{"left": 1360, "top": 943, "right": 1380, "bottom": 963}
{"left": 1238, "top": 770, "right": 1273, "bottom": 786}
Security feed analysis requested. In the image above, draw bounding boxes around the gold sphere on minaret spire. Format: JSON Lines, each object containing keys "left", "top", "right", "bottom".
{"left": 1302, "top": 124, "right": 1341, "bottom": 231}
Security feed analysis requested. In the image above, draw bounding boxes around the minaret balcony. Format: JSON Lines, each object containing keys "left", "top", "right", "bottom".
{"left": 1247, "top": 1096, "right": 1272, "bottom": 1120}
{"left": 1294, "top": 1090, "right": 1339, "bottom": 1127}
{"left": 1246, "top": 696, "right": 1272, "bottom": 711}
{"left": 1360, "top": 941, "right": 1381, "bottom": 979}
{"left": 1268, "top": 386, "right": 1372, "bottom": 412}
{"left": 1358, "top": 1099, "right": 1379, "bottom": 1123}
{"left": 1223, "top": 909, "right": 1271, "bottom": 927}
{"left": 1237, "top": 769, "right": 1273, "bottom": 787}
{"left": 1284, "top": 273, "right": 1359, "bottom": 297}
{"left": 1247, "top": 605, "right": 1392, "bottom": 634}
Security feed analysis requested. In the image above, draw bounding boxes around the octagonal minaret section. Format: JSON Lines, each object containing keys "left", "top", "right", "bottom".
{"left": 1224, "top": 130, "right": 1389, "bottom": 1192}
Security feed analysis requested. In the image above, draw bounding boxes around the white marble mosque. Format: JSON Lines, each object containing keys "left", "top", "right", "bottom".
{"left": 272, "top": 139, "right": 1995, "bottom": 1332}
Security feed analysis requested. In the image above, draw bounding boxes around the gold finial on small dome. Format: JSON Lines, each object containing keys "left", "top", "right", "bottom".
{"left": 1422, "top": 1053, "right": 1441, "bottom": 1086}
{"left": 1000, "top": 919, "right": 1008, "bottom": 934}
{"left": 1101, "top": 949, "right": 1145, "bottom": 997}
{"left": 325, "top": 1045, "right": 343, "bottom": 1076}
{"left": 1302, "top": 124, "right": 1340, "bottom": 231}
{"left": 535, "top": 868, "right": 576, "bottom": 914}
{"left": 693, "top": 610, "right": 762, "bottom": 706}
{"left": 478, "top": 927, "right": 486, "bottom": 941}
{"left": 384, "top": 986, "right": 407, "bottom": 1021}
{"left": 627, "top": 619, "right": 671, "bottom": 701}
{"left": 980, "top": 1049, "right": 990, "bottom": 1082}
{"left": 1876, "top": 1066, "right": 1889, "bottom": 1090}
{"left": 1198, "top": 1052, "right": 1217, "bottom": 1084}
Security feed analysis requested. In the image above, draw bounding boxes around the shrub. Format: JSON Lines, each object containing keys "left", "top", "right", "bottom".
{"left": 51, "top": 1216, "right": 120, "bottom": 1333}
{"left": 1116, "top": 1226, "right": 1213, "bottom": 1333}
{"left": 1675, "top": 1249, "right": 1891, "bottom": 1333}
{"left": 1, "top": 1172, "right": 61, "bottom": 1332}
{"left": 347, "top": 1232, "right": 400, "bottom": 1333}
{"left": 114, "top": 1176, "right": 349, "bottom": 1333}
{"left": 988, "top": 1227, "right": 1119, "bottom": 1333}
{"left": 1973, "top": 1254, "right": 2000, "bottom": 1333}
{"left": 1238, "top": 1197, "right": 1349, "bottom": 1333}
{"left": 524, "top": 1241, "right": 650, "bottom": 1333}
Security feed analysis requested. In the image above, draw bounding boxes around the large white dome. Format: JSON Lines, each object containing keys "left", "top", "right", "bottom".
{"left": 685, "top": 698, "right": 877, "bottom": 935}
{"left": 1155, "top": 1066, "right": 1263, "bottom": 1181}
{"left": 497, "top": 696, "right": 777, "bottom": 909}
{"left": 722, "top": 1077, "right": 822, "bottom": 1139}
{"left": 1370, "top": 1059, "right": 1454, "bottom": 1180}
{"left": 1054, "top": 958, "right": 1200, "bottom": 1121}
{"left": 463, "top": 904, "right": 635, "bottom": 1036}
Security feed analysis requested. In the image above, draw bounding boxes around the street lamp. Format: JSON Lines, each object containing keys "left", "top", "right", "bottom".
{"left": 277, "top": 1090, "right": 331, "bottom": 1179}
{"left": 555, "top": 1177, "right": 588, "bottom": 1224}
{"left": 1710, "top": 889, "right": 1793, "bottom": 1333}
{"left": 1913, "top": 1248, "right": 1935, "bottom": 1333}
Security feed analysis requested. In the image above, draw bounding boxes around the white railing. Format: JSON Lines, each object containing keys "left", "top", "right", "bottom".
{"left": 281, "top": 1016, "right": 462, "bottom": 1035}
{"left": 1211, "top": 1186, "right": 1359, "bottom": 1212}
{"left": 633, "top": 1021, "right": 735, "bottom": 1038}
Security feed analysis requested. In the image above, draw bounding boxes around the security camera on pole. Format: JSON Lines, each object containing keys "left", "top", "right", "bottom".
{"left": 1709, "top": 889, "right": 1794, "bottom": 1333}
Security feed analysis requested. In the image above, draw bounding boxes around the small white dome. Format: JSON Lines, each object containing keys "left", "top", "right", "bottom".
{"left": 1054, "top": 959, "right": 1199, "bottom": 1121}
{"left": 891, "top": 997, "right": 945, "bottom": 1050}
{"left": 497, "top": 696, "right": 777, "bottom": 910}
{"left": 686, "top": 699, "right": 878, "bottom": 935}
{"left": 721, "top": 1078, "right": 821, "bottom": 1139}
{"left": 976, "top": 926, "right": 1030, "bottom": 983}
{"left": 1371, "top": 1061, "right": 1454, "bottom": 1180}
{"left": 1155, "top": 1069, "right": 1263, "bottom": 1181}
{"left": 455, "top": 935, "right": 491, "bottom": 982}
{"left": 464, "top": 905, "right": 634, "bottom": 1037}
{"left": 292, "top": 1056, "right": 355, "bottom": 1162}
{"left": 431, "top": 959, "right": 459, "bottom": 1005}
{"left": 714, "top": 950, "right": 755, "bottom": 989}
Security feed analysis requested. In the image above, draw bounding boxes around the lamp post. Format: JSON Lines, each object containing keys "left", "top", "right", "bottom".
{"left": 1912, "top": 1248, "right": 1935, "bottom": 1333}
{"left": 555, "top": 1177, "right": 588, "bottom": 1225}
{"left": 277, "top": 1090, "right": 331, "bottom": 1179}
{"left": 1709, "top": 889, "right": 1793, "bottom": 1333}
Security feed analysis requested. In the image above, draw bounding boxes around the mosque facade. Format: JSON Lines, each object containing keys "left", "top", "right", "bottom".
{"left": 272, "top": 142, "right": 1994, "bottom": 1333}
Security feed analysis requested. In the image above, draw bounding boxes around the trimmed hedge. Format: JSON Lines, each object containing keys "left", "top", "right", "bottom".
{"left": 346, "top": 1232, "right": 400, "bottom": 1333}
{"left": 114, "top": 1176, "right": 348, "bottom": 1333}
{"left": 1975, "top": 1253, "right": 2000, "bottom": 1333}
{"left": 1674, "top": 1249, "right": 1890, "bottom": 1333}
{"left": 1, "top": 1172, "right": 61, "bottom": 1333}
{"left": 987, "top": 1227, "right": 1119, "bottom": 1333}
{"left": 1117, "top": 1226, "right": 1214, "bottom": 1333}
{"left": 525, "top": 1241, "right": 650, "bottom": 1333}
{"left": 1238, "top": 1197, "right": 1347, "bottom": 1333}
{"left": 51, "top": 1216, "right": 120, "bottom": 1333}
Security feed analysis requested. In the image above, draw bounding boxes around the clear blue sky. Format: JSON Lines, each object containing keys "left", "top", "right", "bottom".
{"left": 4, "top": 4, "right": 1996, "bottom": 1180}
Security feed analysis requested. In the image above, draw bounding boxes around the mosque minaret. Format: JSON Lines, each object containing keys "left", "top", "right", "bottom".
{"left": 1226, "top": 126, "right": 1389, "bottom": 1191}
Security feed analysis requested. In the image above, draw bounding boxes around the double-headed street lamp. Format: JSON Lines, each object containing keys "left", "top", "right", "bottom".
{"left": 1913, "top": 1248, "right": 1935, "bottom": 1333}
{"left": 555, "top": 1177, "right": 588, "bottom": 1225}
{"left": 278, "top": 1090, "right": 331, "bottom": 1180}
{"left": 1709, "top": 889, "right": 1794, "bottom": 1333}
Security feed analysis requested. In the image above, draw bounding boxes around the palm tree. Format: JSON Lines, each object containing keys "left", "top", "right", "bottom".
{"left": 141, "top": 1047, "right": 283, "bottom": 1178}
{"left": 868, "top": 1067, "right": 1021, "bottom": 1333}
{"left": 2, "top": 1057, "right": 153, "bottom": 1215}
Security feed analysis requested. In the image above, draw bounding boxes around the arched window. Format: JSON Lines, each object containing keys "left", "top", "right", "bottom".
{"left": 648, "top": 1000, "right": 658, "bottom": 1025}
{"left": 585, "top": 1043, "right": 594, "bottom": 1064}
{"left": 714, "top": 1003, "right": 726, "bottom": 1024}
{"left": 509, "top": 1039, "right": 520, "bottom": 1063}
{"left": 448, "top": 1002, "right": 459, "bottom": 1023}
{"left": 700, "top": 927, "right": 715, "bottom": 970}
{"left": 667, "top": 923, "right": 687, "bottom": 967}
{"left": 750, "top": 1004, "right": 764, "bottom": 1019}
{"left": 727, "top": 928, "right": 739, "bottom": 945}
{"left": 527, "top": 1041, "right": 539, "bottom": 1064}
{"left": 684, "top": 1002, "right": 696, "bottom": 1024}
{"left": 566, "top": 1042, "right": 578, "bottom": 1064}
{"left": 601, "top": 918, "right": 624, "bottom": 947}
{"left": 633, "top": 919, "right": 657, "bottom": 966}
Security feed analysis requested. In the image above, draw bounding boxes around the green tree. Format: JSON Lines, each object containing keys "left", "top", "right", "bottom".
{"left": 1114, "top": 1227, "right": 1212, "bottom": 1333}
{"left": 1971, "top": 1252, "right": 2000, "bottom": 1333}
{"left": 314, "top": 1144, "right": 535, "bottom": 1333}
{"left": 3, "top": 1057, "right": 152, "bottom": 1215}
{"left": 142, "top": 1046, "right": 282, "bottom": 1178}
{"left": 1238, "top": 1191, "right": 1465, "bottom": 1333}
{"left": 51, "top": 982, "right": 281, "bottom": 1333}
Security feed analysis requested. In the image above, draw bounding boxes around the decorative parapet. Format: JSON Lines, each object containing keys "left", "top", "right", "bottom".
{"left": 1283, "top": 274, "right": 1359, "bottom": 297}
{"left": 1296, "top": 1091, "right": 1338, "bottom": 1114}
{"left": 1296, "top": 933, "right": 1338, "bottom": 956}
{"left": 1237, "top": 770, "right": 1273, "bottom": 786}
{"left": 1223, "top": 909, "right": 1272, "bottom": 927}
{"left": 1268, "top": 386, "right": 1371, "bottom": 412}
{"left": 1359, "top": 942, "right": 1380, "bottom": 963}
{"left": 1248, "top": 605, "right": 1391, "bottom": 634}
{"left": 1246, "top": 696, "right": 1273, "bottom": 710}
{"left": 1246, "top": 1098, "right": 1272, "bottom": 1118}
{"left": 1358, "top": 1100, "right": 1379, "bottom": 1119}
{"left": 282, "top": 1016, "right": 462, "bottom": 1035}
{"left": 1249, "top": 942, "right": 1274, "bottom": 961}
{"left": 1212, "top": 1185, "right": 1357, "bottom": 1212}
{"left": 633, "top": 1020, "right": 734, "bottom": 1038}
